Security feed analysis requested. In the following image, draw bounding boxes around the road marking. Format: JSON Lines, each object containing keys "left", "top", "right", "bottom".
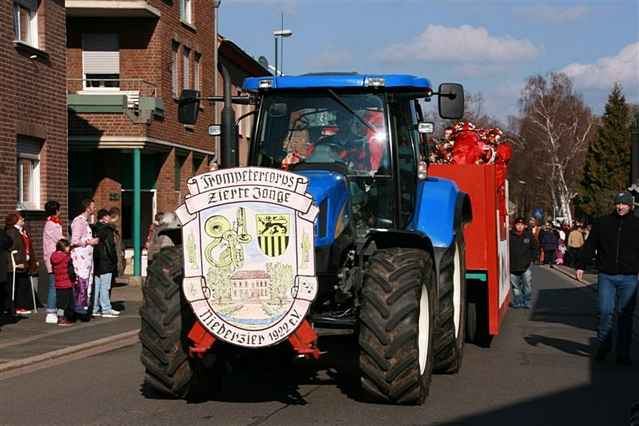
{"left": 0, "top": 330, "right": 139, "bottom": 381}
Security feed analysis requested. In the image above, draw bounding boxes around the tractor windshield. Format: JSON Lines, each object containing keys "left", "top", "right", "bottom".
{"left": 254, "top": 92, "right": 389, "bottom": 177}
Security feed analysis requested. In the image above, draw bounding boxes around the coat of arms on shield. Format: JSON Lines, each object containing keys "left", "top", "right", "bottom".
{"left": 175, "top": 167, "right": 319, "bottom": 348}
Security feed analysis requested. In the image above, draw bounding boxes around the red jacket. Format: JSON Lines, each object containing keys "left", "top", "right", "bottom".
{"left": 51, "top": 251, "right": 73, "bottom": 289}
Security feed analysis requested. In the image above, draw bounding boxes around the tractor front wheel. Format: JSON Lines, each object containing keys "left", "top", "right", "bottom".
{"left": 139, "top": 246, "right": 202, "bottom": 398}
{"left": 358, "top": 248, "right": 436, "bottom": 405}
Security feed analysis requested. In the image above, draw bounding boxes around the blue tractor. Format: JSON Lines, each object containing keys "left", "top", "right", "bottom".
{"left": 140, "top": 70, "right": 471, "bottom": 405}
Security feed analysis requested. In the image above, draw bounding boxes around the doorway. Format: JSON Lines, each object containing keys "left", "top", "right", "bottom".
{"left": 121, "top": 189, "right": 156, "bottom": 248}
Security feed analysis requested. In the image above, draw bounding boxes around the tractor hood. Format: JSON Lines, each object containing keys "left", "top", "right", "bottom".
{"left": 294, "top": 169, "right": 350, "bottom": 248}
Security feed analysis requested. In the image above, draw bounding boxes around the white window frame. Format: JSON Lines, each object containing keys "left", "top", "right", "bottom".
{"left": 13, "top": 1, "right": 39, "bottom": 48}
{"left": 171, "top": 42, "right": 179, "bottom": 97}
{"left": 194, "top": 53, "right": 201, "bottom": 92}
{"left": 17, "top": 153, "right": 41, "bottom": 211}
{"left": 183, "top": 47, "right": 191, "bottom": 90}
{"left": 181, "top": 0, "right": 192, "bottom": 25}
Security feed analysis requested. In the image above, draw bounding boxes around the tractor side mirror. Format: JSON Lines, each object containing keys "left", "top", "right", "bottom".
{"left": 438, "top": 83, "right": 464, "bottom": 120}
{"left": 178, "top": 89, "right": 201, "bottom": 124}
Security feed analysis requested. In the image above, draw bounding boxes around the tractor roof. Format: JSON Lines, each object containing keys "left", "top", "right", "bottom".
{"left": 242, "top": 73, "right": 432, "bottom": 92}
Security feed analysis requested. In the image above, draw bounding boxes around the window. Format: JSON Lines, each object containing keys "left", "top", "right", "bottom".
{"left": 171, "top": 42, "right": 179, "bottom": 97}
{"left": 390, "top": 99, "right": 418, "bottom": 227}
{"left": 13, "top": 0, "right": 38, "bottom": 47}
{"left": 183, "top": 47, "right": 191, "bottom": 90}
{"left": 82, "top": 33, "right": 120, "bottom": 89}
{"left": 16, "top": 137, "right": 42, "bottom": 210}
{"left": 194, "top": 53, "right": 201, "bottom": 92}
{"left": 180, "top": 0, "right": 192, "bottom": 25}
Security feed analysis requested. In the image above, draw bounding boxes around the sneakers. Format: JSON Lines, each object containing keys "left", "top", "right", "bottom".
{"left": 92, "top": 312, "right": 102, "bottom": 318}
{"left": 101, "top": 310, "right": 120, "bottom": 318}
{"left": 57, "top": 318, "right": 74, "bottom": 327}
{"left": 45, "top": 313, "right": 58, "bottom": 324}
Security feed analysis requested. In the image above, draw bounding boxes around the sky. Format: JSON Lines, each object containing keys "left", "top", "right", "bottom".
{"left": 218, "top": 0, "right": 639, "bottom": 124}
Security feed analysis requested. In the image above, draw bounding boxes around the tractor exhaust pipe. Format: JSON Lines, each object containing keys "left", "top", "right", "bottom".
{"left": 219, "top": 62, "right": 238, "bottom": 169}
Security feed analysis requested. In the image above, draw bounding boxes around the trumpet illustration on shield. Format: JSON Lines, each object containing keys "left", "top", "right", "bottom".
{"left": 204, "top": 207, "right": 252, "bottom": 271}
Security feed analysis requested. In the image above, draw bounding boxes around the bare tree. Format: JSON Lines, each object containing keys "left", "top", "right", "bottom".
{"left": 518, "top": 73, "right": 594, "bottom": 224}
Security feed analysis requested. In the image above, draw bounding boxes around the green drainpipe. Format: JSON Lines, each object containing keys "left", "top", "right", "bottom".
{"left": 133, "top": 148, "right": 141, "bottom": 276}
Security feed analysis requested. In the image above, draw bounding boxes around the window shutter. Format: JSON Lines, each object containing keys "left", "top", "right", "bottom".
{"left": 82, "top": 33, "right": 120, "bottom": 75}
{"left": 14, "top": 0, "right": 37, "bottom": 10}
{"left": 179, "top": 0, "right": 185, "bottom": 19}
{"left": 17, "top": 136, "right": 42, "bottom": 157}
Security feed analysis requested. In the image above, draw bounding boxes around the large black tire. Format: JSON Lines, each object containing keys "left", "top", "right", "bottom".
{"left": 358, "top": 248, "right": 436, "bottom": 405}
{"left": 465, "top": 283, "right": 491, "bottom": 347}
{"left": 433, "top": 233, "right": 467, "bottom": 373}
{"left": 465, "top": 300, "right": 478, "bottom": 344}
{"left": 139, "top": 246, "right": 200, "bottom": 398}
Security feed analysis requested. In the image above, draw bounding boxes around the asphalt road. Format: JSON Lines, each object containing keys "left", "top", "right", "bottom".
{"left": 1, "top": 266, "right": 637, "bottom": 426}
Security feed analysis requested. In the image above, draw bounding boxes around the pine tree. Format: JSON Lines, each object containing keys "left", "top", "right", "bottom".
{"left": 579, "top": 83, "right": 631, "bottom": 217}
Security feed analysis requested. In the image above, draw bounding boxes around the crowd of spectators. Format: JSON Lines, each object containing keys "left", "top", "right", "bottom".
{"left": 0, "top": 200, "right": 125, "bottom": 325}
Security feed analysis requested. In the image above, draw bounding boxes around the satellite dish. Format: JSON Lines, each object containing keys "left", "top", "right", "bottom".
{"left": 258, "top": 56, "right": 269, "bottom": 69}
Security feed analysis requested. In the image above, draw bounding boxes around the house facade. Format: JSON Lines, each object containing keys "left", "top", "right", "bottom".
{"left": 0, "top": 0, "right": 67, "bottom": 259}
{"left": 65, "top": 2, "right": 270, "bottom": 275}
{"left": 230, "top": 270, "right": 271, "bottom": 302}
{"left": 66, "top": 0, "right": 219, "bottom": 274}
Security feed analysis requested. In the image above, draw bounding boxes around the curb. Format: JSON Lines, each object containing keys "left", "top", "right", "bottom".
{"left": 0, "top": 329, "right": 139, "bottom": 375}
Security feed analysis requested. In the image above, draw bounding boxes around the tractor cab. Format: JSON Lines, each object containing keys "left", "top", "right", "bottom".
{"left": 243, "top": 74, "right": 463, "bottom": 243}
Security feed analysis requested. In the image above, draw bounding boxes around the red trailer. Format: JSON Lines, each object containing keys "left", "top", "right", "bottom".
{"left": 429, "top": 164, "right": 510, "bottom": 345}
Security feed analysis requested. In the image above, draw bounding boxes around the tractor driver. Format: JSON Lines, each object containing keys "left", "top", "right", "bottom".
{"left": 309, "top": 109, "right": 372, "bottom": 172}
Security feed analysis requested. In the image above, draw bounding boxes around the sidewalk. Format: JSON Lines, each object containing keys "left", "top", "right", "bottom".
{"left": 0, "top": 281, "right": 142, "bottom": 373}
{"left": 550, "top": 263, "right": 639, "bottom": 339}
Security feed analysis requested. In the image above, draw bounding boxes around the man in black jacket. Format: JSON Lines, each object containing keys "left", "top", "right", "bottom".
{"left": 576, "top": 191, "right": 639, "bottom": 365}
{"left": 509, "top": 217, "right": 538, "bottom": 308}
{"left": 92, "top": 209, "right": 119, "bottom": 318}
{"left": 0, "top": 228, "right": 13, "bottom": 316}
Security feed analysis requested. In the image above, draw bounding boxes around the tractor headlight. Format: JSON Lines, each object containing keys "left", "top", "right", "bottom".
{"left": 364, "top": 77, "right": 385, "bottom": 87}
{"left": 418, "top": 160, "right": 428, "bottom": 180}
{"left": 258, "top": 79, "right": 273, "bottom": 89}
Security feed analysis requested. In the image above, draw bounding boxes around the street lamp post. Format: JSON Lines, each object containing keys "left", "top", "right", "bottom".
{"left": 273, "top": 29, "right": 292, "bottom": 75}
{"left": 631, "top": 116, "right": 639, "bottom": 186}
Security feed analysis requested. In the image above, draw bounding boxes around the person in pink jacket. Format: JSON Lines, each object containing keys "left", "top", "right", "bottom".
{"left": 42, "top": 200, "right": 64, "bottom": 324}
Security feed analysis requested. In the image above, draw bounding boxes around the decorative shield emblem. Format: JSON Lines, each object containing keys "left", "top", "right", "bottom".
{"left": 175, "top": 167, "right": 319, "bottom": 348}
{"left": 256, "top": 214, "right": 290, "bottom": 257}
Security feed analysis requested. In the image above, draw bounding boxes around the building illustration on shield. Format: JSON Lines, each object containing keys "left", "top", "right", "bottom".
{"left": 230, "top": 270, "right": 271, "bottom": 302}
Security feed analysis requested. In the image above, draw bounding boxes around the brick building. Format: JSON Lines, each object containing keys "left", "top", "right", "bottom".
{"left": 66, "top": 2, "right": 269, "bottom": 274}
{"left": 0, "top": 0, "right": 68, "bottom": 261}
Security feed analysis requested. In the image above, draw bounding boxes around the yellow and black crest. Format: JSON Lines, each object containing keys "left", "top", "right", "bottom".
{"left": 256, "top": 214, "right": 290, "bottom": 257}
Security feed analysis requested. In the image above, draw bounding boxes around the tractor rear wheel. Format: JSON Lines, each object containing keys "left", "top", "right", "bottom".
{"left": 139, "top": 246, "right": 201, "bottom": 398}
{"left": 358, "top": 248, "right": 436, "bottom": 405}
{"left": 434, "top": 233, "right": 467, "bottom": 373}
